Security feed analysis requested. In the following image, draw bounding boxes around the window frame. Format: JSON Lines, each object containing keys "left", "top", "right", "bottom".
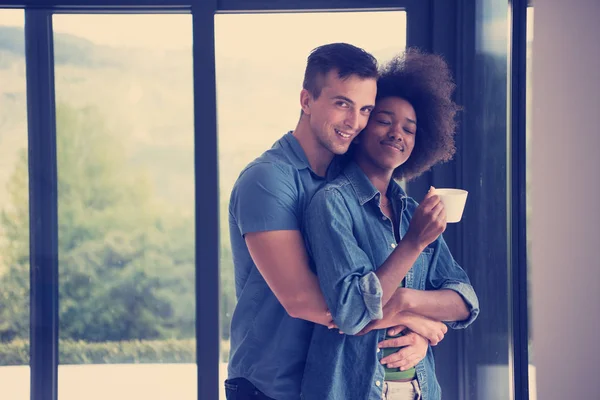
{"left": 508, "top": 1, "right": 531, "bottom": 399}
{"left": 3, "top": 0, "right": 531, "bottom": 398}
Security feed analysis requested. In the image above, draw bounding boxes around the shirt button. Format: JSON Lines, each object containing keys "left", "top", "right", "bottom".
{"left": 381, "top": 216, "right": 386, "bottom": 220}
{"left": 377, "top": 348, "right": 381, "bottom": 353}
{"left": 390, "top": 243, "right": 396, "bottom": 249}
{"left": 376, "top": 380, "right": 381, "bottom": 387}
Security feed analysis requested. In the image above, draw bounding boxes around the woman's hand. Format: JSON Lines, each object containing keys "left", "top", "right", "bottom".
{"left": 403, "top": 187, "right": 447, "bottom": 251}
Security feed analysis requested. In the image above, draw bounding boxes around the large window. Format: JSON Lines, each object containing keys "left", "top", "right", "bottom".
{"left": 0, "top": 2, "right": 534, "bottom": 399}
{"left": 0, "top": 8, "right": 30, "bottom": 399}
{"left": 52, "top": 14, "right": 196, "bottom": 400}
{"left": 215, "top": 10, "right": 407, "bottom": 398}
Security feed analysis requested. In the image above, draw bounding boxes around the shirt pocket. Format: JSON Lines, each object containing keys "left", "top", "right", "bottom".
{"left": 414, "top": 247, "right": 435, "bottom": 290}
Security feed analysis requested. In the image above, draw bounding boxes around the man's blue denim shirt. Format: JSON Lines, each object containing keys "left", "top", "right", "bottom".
{"left": 301, "top": 161, "right": 480, "bottom": 400}
{"left": 227, "top": 132, "right": 341, "bottom": 400}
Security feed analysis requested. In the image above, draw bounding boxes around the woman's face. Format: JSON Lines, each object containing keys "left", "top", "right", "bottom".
{"left": 356, "top": 97, "right": 417, "bottom": 173}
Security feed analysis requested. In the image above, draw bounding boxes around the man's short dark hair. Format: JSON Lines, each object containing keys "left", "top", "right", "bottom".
{"left": 303, "top": 43, "right": 379, "bottom": 99}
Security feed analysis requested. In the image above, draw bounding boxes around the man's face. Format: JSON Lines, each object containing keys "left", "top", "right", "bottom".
{"left": 303, "top": 70, "right": 377, "bottom": 156}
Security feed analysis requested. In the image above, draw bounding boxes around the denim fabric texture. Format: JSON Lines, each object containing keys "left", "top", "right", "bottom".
{"left": 227, "top": 132, "right": 342, "bottom": 400}
{"left": 301, "top": 161, "right": 479, "bottom": 400}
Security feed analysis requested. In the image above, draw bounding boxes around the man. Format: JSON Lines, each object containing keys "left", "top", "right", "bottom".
{"left": 225, "top": 43, "right": 475, "bottom": 400}
{"left": 225, "top": 43, "right": 380, "bottom": 400}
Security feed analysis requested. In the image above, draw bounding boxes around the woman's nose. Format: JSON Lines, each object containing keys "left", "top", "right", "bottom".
{"left": 387, "top": 129, "right": 403, "bottom": 141}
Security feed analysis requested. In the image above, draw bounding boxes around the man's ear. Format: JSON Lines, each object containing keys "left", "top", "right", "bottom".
{"left": 300, "top": 89, "right": 312, "bottom": 115}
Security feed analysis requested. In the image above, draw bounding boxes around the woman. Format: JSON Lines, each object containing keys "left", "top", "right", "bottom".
{"left": 301, "top": 49, "right": 479, "bottom": 400}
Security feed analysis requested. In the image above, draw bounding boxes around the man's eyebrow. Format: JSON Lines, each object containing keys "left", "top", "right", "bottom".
{"left": 331, "top": 95, "right": 355, "bottom": 105}
{"left": 332, "top": 95, "right": 375, "bottom": 109}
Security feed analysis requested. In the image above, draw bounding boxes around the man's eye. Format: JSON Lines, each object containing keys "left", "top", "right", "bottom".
{"left": 336, "top": 101, "right": 349, "bottom": 108}
{"left": 377, "top": 120, "right": 391, "bottom": 125}
{"left": 362, "top": 108, "right": 373, "bottom": 115}
{"left": 404, "top": 128, "right": 415, "bottom": 135}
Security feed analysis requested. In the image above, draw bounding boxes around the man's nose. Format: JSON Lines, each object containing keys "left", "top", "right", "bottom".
{"left": 344, "top": 110, "right": 360, "bottom": 131}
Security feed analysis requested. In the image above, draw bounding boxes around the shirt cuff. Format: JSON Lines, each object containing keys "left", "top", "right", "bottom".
{"left": 442, "top": 281, "right": 480, "bottom": 329}
{"left": 358, "top": 272, "right": 383, "bottom": 320}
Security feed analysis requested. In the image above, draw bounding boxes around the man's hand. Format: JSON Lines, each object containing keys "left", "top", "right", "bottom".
{"left": 356, "top": 313, "right": 405, "bottom": 336}
{"left": 379, "top": 331, "right": 429, "bottom": 371}
{"left": 357, "top": 310, "right": 447, "bottom": 346}
{"left": 326, "top": 311, "right": 337, "bottom": 330}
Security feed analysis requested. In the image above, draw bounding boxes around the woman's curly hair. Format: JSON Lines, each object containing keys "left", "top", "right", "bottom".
{"left": 377, "top": 48, "right": 462, "bottom": 181}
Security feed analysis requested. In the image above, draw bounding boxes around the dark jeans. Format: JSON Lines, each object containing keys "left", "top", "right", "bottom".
{"left": 224, "top": 377, "right": 276, "bottom": 400}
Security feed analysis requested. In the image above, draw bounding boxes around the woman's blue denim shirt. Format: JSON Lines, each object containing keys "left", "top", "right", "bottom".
{"left": 301, "top": 161, "right": 479, "bottom": 400}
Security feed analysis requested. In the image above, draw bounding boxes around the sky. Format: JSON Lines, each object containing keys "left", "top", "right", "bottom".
{"left": 0, "top": 10, "right": 193, "bottom": 50}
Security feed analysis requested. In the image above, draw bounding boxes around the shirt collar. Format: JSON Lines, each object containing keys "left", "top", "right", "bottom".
{"left": 343, "top": 160, "right": 407, "bottom": 206}
{"left": 281, "top": 131, "right": 311, "bottom": 171}
{"left": 282, "top": 131, "right": 344, "bottom": 180}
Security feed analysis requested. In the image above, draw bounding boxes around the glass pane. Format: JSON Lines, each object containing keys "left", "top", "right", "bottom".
{"left": 215, "top": 11, "right": 407, "bottom": 400}
{"left": 0, "top": 8, "right": 29, "bottom": 400}
{"left": 526, "top": 6, "right": 536, "bottom": 400}
{"left": 52, "top": 14, "right": 196, "bottom": 400}
{"left": 463, "top": 1, "right": 510, "bottom": 399}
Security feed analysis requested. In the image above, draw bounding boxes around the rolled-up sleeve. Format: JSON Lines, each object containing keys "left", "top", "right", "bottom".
{"left": 305, "top": 188, "right": 382, "bottom": 335}
{"left": 358, "top": 272, "right": 383, "bottom": 321}
{"left": 440, "top": 280, "right": 479, "bottom": 329}
{"left": 426, "top": 236, "right": 480, "bottom": 329}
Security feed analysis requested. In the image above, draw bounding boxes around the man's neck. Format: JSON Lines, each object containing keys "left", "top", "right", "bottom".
{"left": 354, "top": 154, "right": 394, "bottom": 196}
{"left": 292, "top": 119, "right": 335, "bottom": 177}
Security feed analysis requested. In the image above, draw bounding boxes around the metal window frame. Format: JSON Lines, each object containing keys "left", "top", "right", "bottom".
{"left": 25, "top": 10, "right": 59, "bottom": 400}
{"left": 508, "top": 0, "right": 530, "bottom": 399}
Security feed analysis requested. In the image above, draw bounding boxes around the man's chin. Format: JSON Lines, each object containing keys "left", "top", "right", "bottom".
{"left": 321, "top": 138, "right": 351, "bottom": 156}
{"left": 331, "top": 143, "right": 352, "bottom": 155}
{"left": 332, "top": 148, "right": 350, "bottom": 156}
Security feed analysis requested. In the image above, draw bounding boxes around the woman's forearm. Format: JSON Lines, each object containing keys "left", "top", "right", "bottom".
{"left": 375, "top": 239, "right": 423, "bottom": 307}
